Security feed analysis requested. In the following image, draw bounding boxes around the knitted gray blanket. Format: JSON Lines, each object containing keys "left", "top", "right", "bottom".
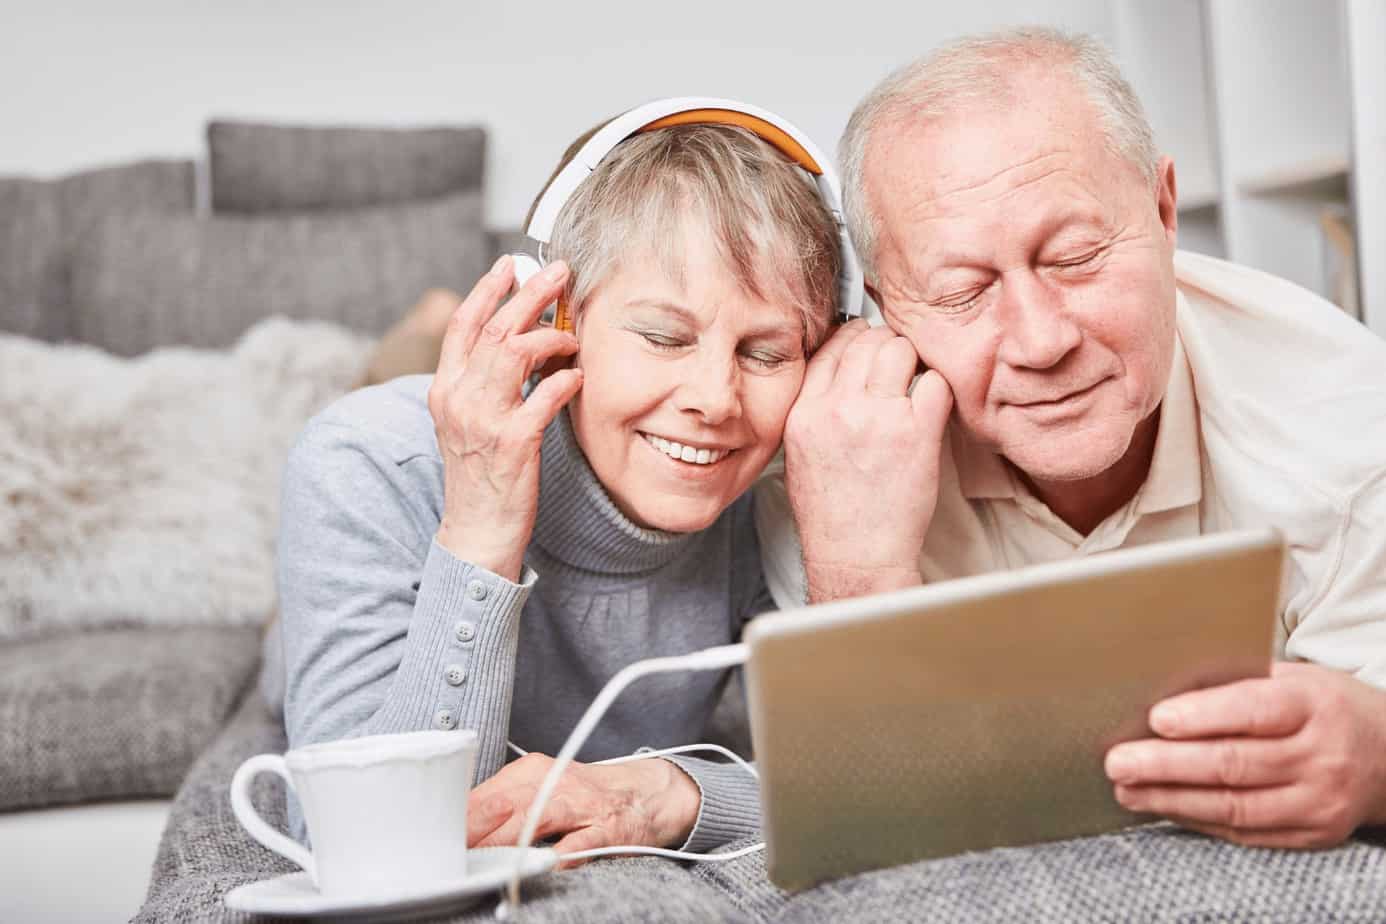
{"left": 139, "top": 692, "right": 1386, "bottom": 923}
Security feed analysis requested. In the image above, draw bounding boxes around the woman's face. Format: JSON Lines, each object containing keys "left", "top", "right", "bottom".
{"left": 567, "top": 229, "right": 810, "bottom": 533}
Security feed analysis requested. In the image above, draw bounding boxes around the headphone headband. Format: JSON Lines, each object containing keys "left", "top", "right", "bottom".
{"left": 522, "top": 96, "right": 865, "bottom": 324}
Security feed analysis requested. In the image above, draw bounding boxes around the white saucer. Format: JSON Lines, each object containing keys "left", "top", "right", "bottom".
{"left": 224, "top": 846, "right": 558, "bottom": 921}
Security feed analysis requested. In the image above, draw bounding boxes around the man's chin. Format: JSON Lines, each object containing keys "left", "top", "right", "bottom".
{"left": 1001, "top": 431, "right": 1130, "bottom": 485}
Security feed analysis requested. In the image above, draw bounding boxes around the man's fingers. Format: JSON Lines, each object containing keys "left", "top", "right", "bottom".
{"left": 834, "top": 327, "right": 899, "bottom": 394}
{"left": 438, "top": 256, "right": 514, "bottom": 377}
{"left": 1172, "top": 820, "right": 1335, "bottom": 850}
{"left": 1113, "top": 781, "right": 1310, "bottom": 830}
{"left": 801, "top": 319, "right": 871, "bottom": 397}
{"left": 480, "top": 260, "right": 570, "bottom": 343}
{"left": 910, "top": 369, "right": 953, "bottom": 440}
{"left": 864, "top": 336, "right": 919, "bottom": 397}
{"left": 1149, "top": 677, "right": 1312, "bottom": 740}
{"left": 1105, "top": 737, "right": 1300, "bottom": 788}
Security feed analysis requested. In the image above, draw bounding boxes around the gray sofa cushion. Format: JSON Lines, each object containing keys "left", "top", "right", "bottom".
{"left": 137, "top": 691, "right": 748, "bottom": 923}
{"left": 0, "top": 160, "right": 194, "bottom": 343}
{"left": 0, "top": 626, "right": 260, "bottom": 812}
{"left": 69, "top": 192, "right": 487, "bottom": 356}
{"left": 208, "top": 121, "right": 486, "bottom": 213}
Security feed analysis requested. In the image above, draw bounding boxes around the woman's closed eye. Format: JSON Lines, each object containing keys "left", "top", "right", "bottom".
{"left": 637, "top": 330, "right": 688, "bottom": 351}
{"left": 739, "top": 349, "right": 793, "bottom": 372}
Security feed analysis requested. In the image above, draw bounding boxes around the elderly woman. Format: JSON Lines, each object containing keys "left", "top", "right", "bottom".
{"left": 268, "top": 101, "right": 847, "bottom": 861}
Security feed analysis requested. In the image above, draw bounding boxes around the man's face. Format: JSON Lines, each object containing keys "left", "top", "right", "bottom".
{"left": 865, "top": 73, "right": 1179, "bottom": 485}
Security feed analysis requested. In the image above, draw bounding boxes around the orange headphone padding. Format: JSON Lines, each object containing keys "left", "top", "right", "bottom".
{"left": 638, "top": 109, "right": 824, "bottom": 176}
{"left": 547, "top": 107, "right": 822, "bottom": 337}
{"left": 553, "top": 296, "right": 575, "bottom": 334}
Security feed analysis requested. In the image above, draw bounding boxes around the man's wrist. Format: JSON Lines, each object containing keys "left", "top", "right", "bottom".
{"left": 803, "top": 560, "right": 922, "bottom": 604}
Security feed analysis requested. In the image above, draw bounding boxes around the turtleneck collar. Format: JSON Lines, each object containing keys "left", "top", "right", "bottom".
{"left": 529, "top": 409, "right": 698, "bottom": 574}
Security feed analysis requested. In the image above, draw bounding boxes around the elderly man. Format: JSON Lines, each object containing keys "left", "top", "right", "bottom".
{"left": 763, "top": 27, "right": 1386, "bottom": 850}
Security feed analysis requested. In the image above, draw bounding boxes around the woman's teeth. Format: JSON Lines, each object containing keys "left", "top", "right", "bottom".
{"left": 642, "top": 433, "right": 727, "bottom": 465}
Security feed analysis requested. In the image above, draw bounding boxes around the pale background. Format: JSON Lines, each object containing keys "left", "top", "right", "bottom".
{"left": 0, "top": 2, "right": 1381, "bottom": 920}
{"left": 0, "top": 0, "right": 1119, "bottom": 226}
{"left": 5, "top": 0, "right": 1377, "bottom": 331}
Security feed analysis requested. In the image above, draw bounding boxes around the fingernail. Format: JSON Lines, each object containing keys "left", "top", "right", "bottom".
{"left": 1150, "top": 703, "right": 1180, "bottom": 734}
{"left": 1105, "top": 750, "right": 1136, "bottom": 782}
{"left": 491, "top": 254, "right": 511, "bottom": 276}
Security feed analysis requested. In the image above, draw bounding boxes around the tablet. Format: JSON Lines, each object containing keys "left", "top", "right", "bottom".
{"left": 743, "top": 528, "right": 1284, "bottom": 891}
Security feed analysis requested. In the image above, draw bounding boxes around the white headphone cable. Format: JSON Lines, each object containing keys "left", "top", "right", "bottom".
{"left": 495, "top": 643, "right": 756, "bottom": 918}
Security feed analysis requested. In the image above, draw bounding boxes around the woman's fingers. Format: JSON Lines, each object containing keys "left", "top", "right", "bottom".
{"left": 478, "top": 260, "right": 570, "bottom": 346}
{"left": 437, "top": 255, "right": 517, "bottom": 380}
{"left": 514, "top": 368, "right": 584, "bottom": 435}
{"left": 477, "top": 327, "right": 580, "bottom": 393}
{"left": 551, "top": 826, "right": 612, "bottom": 869}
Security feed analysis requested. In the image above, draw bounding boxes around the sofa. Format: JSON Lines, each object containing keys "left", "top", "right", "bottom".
{"left": 0, "top": 119, "right": 522, "bottom": 921}
{"left": 6, "top": 120, "right": 1386, "bottom": 924}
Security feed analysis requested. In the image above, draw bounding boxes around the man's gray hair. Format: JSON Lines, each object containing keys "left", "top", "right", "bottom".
{"left": 839, "top": 27, "right": 1159, "bottom": 283}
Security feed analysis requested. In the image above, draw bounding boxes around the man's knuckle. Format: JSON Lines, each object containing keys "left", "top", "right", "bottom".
{"left": 1216, "top": 744, "right": 1248, "bottom": 787}
{"left": 1219, "top": 790, "right": 1247, "bottom": 828}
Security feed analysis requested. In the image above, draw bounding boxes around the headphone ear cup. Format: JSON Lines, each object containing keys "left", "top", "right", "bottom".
{"left": 510, "top": 253, "right": 543, "bottom": 288}
{"left": 508, "top": 253, "right": 568, "bottom": 331}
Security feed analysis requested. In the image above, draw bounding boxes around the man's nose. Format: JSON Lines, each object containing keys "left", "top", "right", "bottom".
{"left": 674, "top": 352, "right": 742, "bottom": 425}
{"left": 995, "top": 272, "right": 1082, "bottom": 370}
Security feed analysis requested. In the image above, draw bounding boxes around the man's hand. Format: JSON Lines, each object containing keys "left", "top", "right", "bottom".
{"left": 467, "top": 754, "right": 702, "bottom": 867}
{"left": 782, "top": 320, "right": 953, "bottom": 603}
{"left": 1104, "top": 661, "right": 1386, "bottom": 847}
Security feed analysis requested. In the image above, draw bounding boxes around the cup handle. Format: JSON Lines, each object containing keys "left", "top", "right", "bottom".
{"left": 230, "top": 754, "right": 316, "bottom": 880}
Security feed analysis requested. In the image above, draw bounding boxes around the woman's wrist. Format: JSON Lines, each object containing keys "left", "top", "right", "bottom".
{"left": 643, "top": 759, "right": 702, "bottom": 847}
{"left": 434, "top": 522, "right": 525, "bottom": 583}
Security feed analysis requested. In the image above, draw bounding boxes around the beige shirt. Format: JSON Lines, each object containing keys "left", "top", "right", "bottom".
{"left": 757, "top": 251, "right": 1386, "bottom": 687}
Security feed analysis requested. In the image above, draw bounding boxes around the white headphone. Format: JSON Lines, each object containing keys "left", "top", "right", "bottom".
{"left": 509, "top": 96, "right": 866, "bottom": 333}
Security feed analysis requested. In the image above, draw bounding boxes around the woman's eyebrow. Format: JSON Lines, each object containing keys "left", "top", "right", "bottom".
{"left": 623, "top": 299, "right": 695, "bottom": 324}
{"left": 623, "top": 298, "right": 799, "bottom": 343}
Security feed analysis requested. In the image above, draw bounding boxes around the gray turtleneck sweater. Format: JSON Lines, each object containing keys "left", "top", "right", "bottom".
{"left": 265, "top": 374, "right": 768, "bottom": 851}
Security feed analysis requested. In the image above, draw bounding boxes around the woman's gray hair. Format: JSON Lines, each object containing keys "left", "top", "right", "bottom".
{"left": 839, "top": 27, "right": 1159, "bottom": 283}
{"left": 539, "top": 122, "right": 841, "bottom": 352}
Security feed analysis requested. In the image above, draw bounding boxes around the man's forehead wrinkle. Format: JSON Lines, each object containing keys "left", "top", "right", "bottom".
{"left": 923, "top": 149, "right": 1072, "bottom": 212}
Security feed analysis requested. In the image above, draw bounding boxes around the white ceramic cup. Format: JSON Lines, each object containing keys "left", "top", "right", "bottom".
{"left": 230, "top": 729, "right": 478, "bottom": 898}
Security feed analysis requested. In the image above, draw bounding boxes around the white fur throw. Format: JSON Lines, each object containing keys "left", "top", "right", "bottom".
{"left": 0, "top": 317, "right": 375, "bottom": 641}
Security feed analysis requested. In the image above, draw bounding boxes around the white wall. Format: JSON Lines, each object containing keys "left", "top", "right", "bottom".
{"left": 0, "top": 0, "right": 1119, "bottom": 228}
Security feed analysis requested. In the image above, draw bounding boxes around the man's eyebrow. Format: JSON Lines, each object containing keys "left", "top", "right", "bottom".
{"left": 926, "top": 210, "right": 1112, "bottom": 270}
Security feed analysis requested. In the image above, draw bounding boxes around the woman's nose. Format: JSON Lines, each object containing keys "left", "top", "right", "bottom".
{"left": 673, "top": 353, "right": 742, "bottom": 424}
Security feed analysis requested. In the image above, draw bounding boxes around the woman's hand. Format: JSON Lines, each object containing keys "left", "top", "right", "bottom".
{"left": 428, "top": 256, "right": 582, "bottom": 581}
{"left": 467, "top": 753, "right": 702, "bottom": 867}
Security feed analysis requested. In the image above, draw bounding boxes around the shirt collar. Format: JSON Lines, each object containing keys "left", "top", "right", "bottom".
{"left": 952, "top": 323, "right": 1202, "bottom": 514}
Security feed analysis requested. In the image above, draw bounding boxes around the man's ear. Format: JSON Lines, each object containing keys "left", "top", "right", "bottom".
{"left": 1155, "top": 156, "right": 1178, "bottom": 247}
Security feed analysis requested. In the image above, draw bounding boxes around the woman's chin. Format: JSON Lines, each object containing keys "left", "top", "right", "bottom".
{"left": 619, "top": 494, "right": 727, "bottom": 534}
